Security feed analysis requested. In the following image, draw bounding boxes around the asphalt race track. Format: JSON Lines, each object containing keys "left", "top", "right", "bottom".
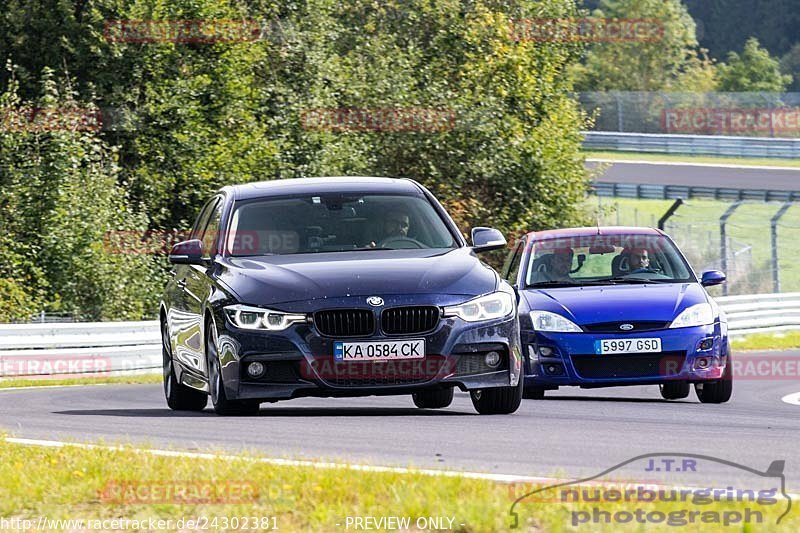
{"left": 586, "top": 159, "right": 800, "bottom": 191}
{"left": 2, "top": 353, "right": 799, "bottom": 488}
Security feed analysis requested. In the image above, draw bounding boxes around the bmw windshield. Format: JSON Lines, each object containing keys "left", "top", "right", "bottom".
{"left": 525, "top": 233, "right": 696, "bottom": 288}
{"left": 225, "top": 193, "right": 458, "bottom": 256}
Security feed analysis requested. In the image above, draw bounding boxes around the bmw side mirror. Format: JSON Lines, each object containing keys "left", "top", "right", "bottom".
{"left": 701, "top": 270, "right": 726, "bottom": 287}
{"left": 471, "top": 227, "right": 507, "bottom": 253}
{"left": 169, "top": 239, "right": 204, "bottom": 265}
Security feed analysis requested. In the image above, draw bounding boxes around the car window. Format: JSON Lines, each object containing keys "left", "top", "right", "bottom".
{"left": 200, "top": 199, "right": 223, "bottom": 258}
{"left": 502, "top": 238, "right": 526, "bottom": 283}
{"left": 226, "top": 193, "right": 457, "bottom": 256}
{"left": 190, "top": 199, "right": 217, "bottom": 241}
{"left": 525, "top": 234, "right": 695, "bottom": 287}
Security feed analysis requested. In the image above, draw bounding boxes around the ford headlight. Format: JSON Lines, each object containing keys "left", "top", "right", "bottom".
{"left": 669, "top": 303, "right": 714, "bottom": 329}
{"left": 530, "top": 311, "right": 582, "bottom": 333}
{"left": 443, "top": 291, "right": 514, "bottom": 322}
{"left": 224, "top": 304, "right": 308, "bottom": 331}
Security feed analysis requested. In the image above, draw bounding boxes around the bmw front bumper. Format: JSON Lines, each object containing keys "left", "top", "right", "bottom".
{"left": 196, "top": 296, "right": 523, "bottom": 402}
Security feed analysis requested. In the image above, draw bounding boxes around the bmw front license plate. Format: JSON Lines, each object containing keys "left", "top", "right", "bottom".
{"left": 595, "top": 338, "right": 661, "bottom": 354}
{"left": 334, "top": 339, "right": 425, "bottom": 361}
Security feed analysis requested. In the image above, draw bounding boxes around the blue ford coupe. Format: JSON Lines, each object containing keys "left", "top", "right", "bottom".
{"left": 503, "top": 227, "right": 732, "bottom": 403}
{"left": 161, "top": 177, "right": 523, "bottom": 415}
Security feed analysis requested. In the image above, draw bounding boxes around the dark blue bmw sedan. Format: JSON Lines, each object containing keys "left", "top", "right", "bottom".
{"left": 161, "top": 177, "right": 523, "bottom": 415}
{"left": 503, "top": 227, "right": 732, "bottom": 403}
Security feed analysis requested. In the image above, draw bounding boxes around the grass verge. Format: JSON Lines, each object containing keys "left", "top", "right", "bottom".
{"left": 0, "top": 373, "right": 161, "bottom": 389}
{"left": 0, "top": 438, "right": 795, "bottom": 531}
{"left": 583, "top": 150, "right": 800, "bottom": 168}
{"left": 731, "top": 331, "right": 800, "bottom": 351}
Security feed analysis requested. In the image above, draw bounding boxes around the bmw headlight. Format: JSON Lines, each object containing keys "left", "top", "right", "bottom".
{"left": 224, "top": 304, "right": 308, "bottom": 331}
{"left": 442, "top": 291, "right": 514, "bottom": 322}
{"left": 669, "top": 303, "right": 714, "bottom": 329}
{"left": 530, "top": 311, "right": 582, "bottom": 333}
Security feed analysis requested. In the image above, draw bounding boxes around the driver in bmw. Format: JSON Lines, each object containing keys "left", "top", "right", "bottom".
{"left": 366, "top": 209, "right": 411, "bottom": 247}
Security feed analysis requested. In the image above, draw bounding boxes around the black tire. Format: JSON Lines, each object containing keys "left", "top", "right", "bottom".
{"left": 470, "top": 376, "right": 524, "bottom": 415}
{"left": 162, "top": 320, "right": 207, "bottom": 411}
{"left": 696, "top": 357, "right": 733, "bottom": 404}
{"left": 206, "top": 319, "right": 260, "bottom": 416}
{"left": 659, "top": 381, "right": 690, "bottom": 400}
{"left": 412, "top": 388, "right": 454, "bottom": 409}
{"left": 523, "top": 386, "right": 546, "bottom": 400}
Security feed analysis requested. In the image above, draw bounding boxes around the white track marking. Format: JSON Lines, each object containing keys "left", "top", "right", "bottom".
{"left": 586, "top": 158, "right": 800, "bottom": 171}
{"left": 0, "top": 384, "right": 115, "bottom": 392}
{"left": 7, "top": 437, "right": 798, "bottom": 500}
{"left": 4, "top": 436, "right": 548, "bottom": 484}
{"left": 781, "top": 392, "right": 800, "bottom": 405}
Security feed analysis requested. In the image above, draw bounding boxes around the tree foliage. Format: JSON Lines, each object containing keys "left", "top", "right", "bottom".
{"left": 717, "top": 38, "right": 793, "bottom": 93}
{"left": 572, "top": 0, "right": 715, "bottom": 92}
{"left": 0, "top": 0, "right": 592, "bottom": 320}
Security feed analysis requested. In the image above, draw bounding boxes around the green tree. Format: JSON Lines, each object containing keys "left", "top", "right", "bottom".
{"left": 572, "top": 0, "right": 715, "bottom": 91}
{"left": 717, "top": 38, "right": 792, "bottom": 92}
{"left": 0, "top": 68, "right": 163, "bottom": 320}
{"left": 780, "top": 43, "right": 800, "bottom": 91}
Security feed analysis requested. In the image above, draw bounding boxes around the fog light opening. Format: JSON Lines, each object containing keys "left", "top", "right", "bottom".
{"left": 485, "top": 351, "right": 502, "bottom": 368}
{"left": 695, "top": 357, "right": 711, "bottom": 370}
{"left": 698, "top": 338, "right": 714, "bottom": 351}
{"left": 247, "top": 361, "right": 265, "bottom": 378}
{"left": 538, "top": 346, "right": 554, "bottom": 358}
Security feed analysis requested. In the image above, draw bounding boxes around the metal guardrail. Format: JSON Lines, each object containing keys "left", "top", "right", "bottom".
{"left": 583, "top": 131, "right": 800, "bottom": 159}
{"left": 716, "top": 292, "right": 800, "bottom": 336}
{"left": 0, "top": 296, "right": 795, "bottom": 378}
{"left": 592, "top": 182, "right": 800, "bottom": 202}
{"left": 0, "top": 321, "right": 160, "bottom": 378}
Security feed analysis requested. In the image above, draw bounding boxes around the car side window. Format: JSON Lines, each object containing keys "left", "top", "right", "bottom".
{"left": 191, "top": 199, "right": 217, "bottom": 241}
{"left": 199, "top": 199, "right": 223, "bottom": 258}
{"left": 502, "top": 238, "right": 526, "bottom": 284}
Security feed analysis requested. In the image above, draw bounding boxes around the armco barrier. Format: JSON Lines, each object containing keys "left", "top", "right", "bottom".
{"left": 583, "top": 131, "right": 800, "bottom": 159}
{"left": 0, "top": 321, "right": 160, "bottom": 378}
{"left": 716, "top": 292, "right": 800, "bottom": 336}
{"left": 0, "top": 295, "right": 796, "bottom": 377}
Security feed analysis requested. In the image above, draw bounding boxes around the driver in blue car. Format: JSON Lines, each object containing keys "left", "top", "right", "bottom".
{"left": 546, "top": 247, "right": 574, "bottom": 281}
{"left": 629, "top": 247, "right": 652, "bottom": 273}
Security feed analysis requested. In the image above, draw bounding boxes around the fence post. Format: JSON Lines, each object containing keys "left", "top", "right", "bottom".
{"left": 720, "top": 201, "right": 742, "bottom": 296}
{"left": 771, "top": 202, "right": 792, "bottom": 293}
{"left": 658, "top": 199, "right": 683, "bottom": 230}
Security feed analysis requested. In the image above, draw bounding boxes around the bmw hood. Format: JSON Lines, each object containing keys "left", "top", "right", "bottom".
{"left": 522, "top": 283, "right": 711, "bottom": 325}
{"left": 216, "top": 247, "right": 498, "bottom": 306}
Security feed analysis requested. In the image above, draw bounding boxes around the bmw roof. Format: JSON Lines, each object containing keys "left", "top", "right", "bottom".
{"left": 223, "top": 177, "right": 425, "bottom": 201}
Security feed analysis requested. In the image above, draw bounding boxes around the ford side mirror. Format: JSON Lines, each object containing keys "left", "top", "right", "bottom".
{"left": 169, "top": 239, "right": 204, "bottom": 265}
{"left": 701, "top": 270, "right": 726, "bottom": 287}
{"left": 471, "top": 227, "right": 507, "bottom": 253}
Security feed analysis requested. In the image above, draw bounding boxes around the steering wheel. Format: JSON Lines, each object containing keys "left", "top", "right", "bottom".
{"left": 377, "top": 235, "right": 426, "bottom": 249}
{"left": 629, "top": 267, "right": 660, "bottom": 275}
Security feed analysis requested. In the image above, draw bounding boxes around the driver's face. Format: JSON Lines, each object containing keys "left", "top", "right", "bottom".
{"left": 385, "top": 215, "right": 410, "bottom": 237}
{"left": 552, "top": 252, "right": 572, "bottom": 275}
{"left": 630, "top": 249, "right": 649, "bottom": 269}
